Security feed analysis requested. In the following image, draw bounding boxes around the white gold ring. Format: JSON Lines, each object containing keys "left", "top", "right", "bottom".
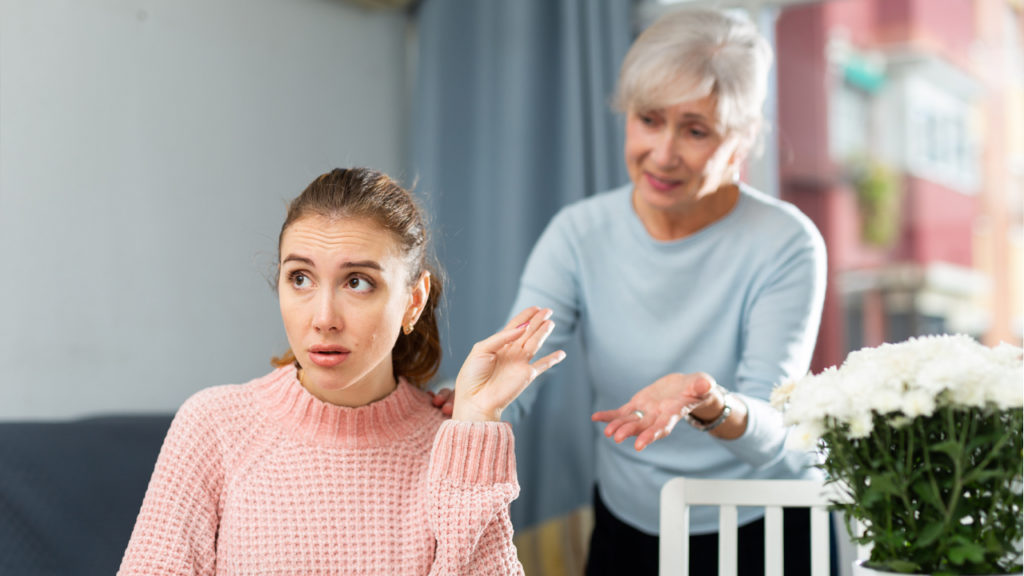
{"left": 632, "top": 409, "right": 645, "bottom": 421}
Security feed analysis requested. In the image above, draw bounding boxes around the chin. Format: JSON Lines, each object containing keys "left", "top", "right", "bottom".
{"left": 639, "top": 187, "right": 691, "bottom": 210}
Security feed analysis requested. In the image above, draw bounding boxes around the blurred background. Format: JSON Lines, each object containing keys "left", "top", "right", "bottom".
{"left": 1, "top": 0, "right": 1020, "bottom": 574}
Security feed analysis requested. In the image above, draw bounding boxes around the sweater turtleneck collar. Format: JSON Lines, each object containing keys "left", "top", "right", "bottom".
{"left": 253, "top": 364, "right": 435, "bottom": 449}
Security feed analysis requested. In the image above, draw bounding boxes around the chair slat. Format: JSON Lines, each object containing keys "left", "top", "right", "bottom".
{"left": 719, "top": 505, "right": 738, "bottom": 576}
{"left": 764, "top": 506, "right": 784, "bottom": 576}
{"left": 811, "top": 507, "right": 830, "bottom": 576}
{"left": 659, "top": 481, "right": 691, "bottom": 576}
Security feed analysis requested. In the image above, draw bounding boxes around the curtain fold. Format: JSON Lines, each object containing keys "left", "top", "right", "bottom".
{"left": 411, "top": 0, "right": 631, "bottom": 528}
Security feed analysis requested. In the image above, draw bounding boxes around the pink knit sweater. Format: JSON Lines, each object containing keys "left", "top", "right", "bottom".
{"left": 118, "top": 365, "right": 524, "bottom": 575}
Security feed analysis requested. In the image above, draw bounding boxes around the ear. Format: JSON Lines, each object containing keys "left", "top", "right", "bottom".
{"left": 405, "top": 270, "right": 431, "bottom": 327}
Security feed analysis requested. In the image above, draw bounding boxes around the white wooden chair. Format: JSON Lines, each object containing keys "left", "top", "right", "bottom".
{"left": 659, "top": 478, "right": 836, "bottom": 576}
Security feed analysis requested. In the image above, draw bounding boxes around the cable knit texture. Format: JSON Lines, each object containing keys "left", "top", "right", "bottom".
{"left": 118, "top": 365, "right": 523, "bottom": 575}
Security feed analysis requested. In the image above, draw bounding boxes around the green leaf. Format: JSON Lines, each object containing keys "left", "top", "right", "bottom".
{"left": 877, "top": 559, "right": 921, "bottom": 572}
{"left": 913, "top": 522, "right": 945, "bottom": 548}
{"left": 931, "top": 440, "right": 962, "bottom": 460}
{"left": 911, "top": 482, "right": 943, "bottom": 509}
{"left": 868, "top": 473, "right": 902, "bottom": 496}
{"left": 861, "top": 488, "right": 882, "bottom": 507}
{"left": 948, "top": 542, "right": 985, "bottom": 565}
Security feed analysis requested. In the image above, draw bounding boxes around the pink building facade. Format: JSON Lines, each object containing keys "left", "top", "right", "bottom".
{"left": 776, "top": 0, "right": 1022, "bottom": 371}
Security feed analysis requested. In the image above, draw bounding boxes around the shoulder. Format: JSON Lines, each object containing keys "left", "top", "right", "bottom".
{"left": 555, "top": 183, "right": 630, "bottom": 226}
{"left": 735, "top": 185, "right": 824, "bottom": 253}
{"left": 541, "top": 183, "right": 632, "bottom": 246}
{"left": 176, "top": 382, "right": 254, "bottom": 424}
{"left": 168, "top": 374, "right": 268, "bottom": 451}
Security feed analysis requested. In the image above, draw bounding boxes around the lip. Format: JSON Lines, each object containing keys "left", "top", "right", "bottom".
{"left": 307, "top": 345, "right": 351, "bottom": 368}
{"left": 645, "top": 172, "right": 682, "bottom": 192}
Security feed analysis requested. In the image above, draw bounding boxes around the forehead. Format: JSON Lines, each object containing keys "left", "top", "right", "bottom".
{"left": 638, "top": 91, "right": 719, "bottom": 121}
{"left": 280, "top": 215, "right": 404, "bottom": 264}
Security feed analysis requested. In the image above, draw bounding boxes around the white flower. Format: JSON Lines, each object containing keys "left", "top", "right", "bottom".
{"left": 901, "top": 388, "right": 936, "bottom": 418}
{"left": 775, "top": 335, "right": 1023, "bottom": 439}
{"left": 786, "top": 422, "right": 823, "bottom": 451}
{"left": 847, "top": 411, "right": 874, "bottom": 439}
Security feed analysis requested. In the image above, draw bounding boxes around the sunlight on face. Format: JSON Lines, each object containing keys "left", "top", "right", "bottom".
{"left": 277, "top": 215, "right": 417, "bottom": 407}
{"left": 624, "top": 93, "right": 741, "bottom": 215}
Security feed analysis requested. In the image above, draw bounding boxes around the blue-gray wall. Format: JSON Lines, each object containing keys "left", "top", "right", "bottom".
{"left": 0, "top": 0, "right": 410, "bottom": 419}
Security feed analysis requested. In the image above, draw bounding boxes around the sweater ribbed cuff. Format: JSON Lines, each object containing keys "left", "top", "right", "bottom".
{"left": 429, "top": 420, "right": 516, "bottom": 486}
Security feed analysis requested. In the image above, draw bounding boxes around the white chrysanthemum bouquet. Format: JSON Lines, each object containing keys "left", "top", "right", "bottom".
{"left": 772, "top": 335, "right": 1023, "bottom": 575}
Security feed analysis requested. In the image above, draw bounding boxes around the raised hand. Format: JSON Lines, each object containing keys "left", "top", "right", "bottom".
{"left": 591, "top": 372, "right": 723, "bottom": 451}
{"left": 452, "top": 306, "right": 566, "bottom": 422}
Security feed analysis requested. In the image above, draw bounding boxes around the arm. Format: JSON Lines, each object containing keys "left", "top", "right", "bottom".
{"left": 722, "top": 230, "right": 827, "bottom": 467}
{"left": 118, "top": 394, "right": 224, "bottom": 576}
{"left": 427, "top": 307, "right": 564, "bottom": 573}
{"left": 427, "top": 421, "right": 522, "bottom": 575}
{"left": 594, "top": 226, "right": 827, "bottom": 464}
{"left": 501, "top": 213, "right": 582, "bottom": 425}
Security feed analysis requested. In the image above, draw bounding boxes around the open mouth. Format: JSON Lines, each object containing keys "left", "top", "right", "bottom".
{"left": 309, "top": 346, "right": 350, "bottom": 367}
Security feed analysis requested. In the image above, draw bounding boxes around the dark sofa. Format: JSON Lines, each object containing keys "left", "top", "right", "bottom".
{"left": 0, "top": 415, "right": 173, "bottom": 576}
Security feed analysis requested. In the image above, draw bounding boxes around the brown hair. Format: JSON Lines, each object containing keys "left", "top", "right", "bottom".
{"left": 271, "top": 168, "right": 443, "bottom": 388}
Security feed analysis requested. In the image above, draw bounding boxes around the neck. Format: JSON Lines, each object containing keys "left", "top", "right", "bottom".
{"left": 298, "top": 366, "right": 398, "bottom": 408}
{"left": 633, "top": 184, "right": 740, "bottom": 241}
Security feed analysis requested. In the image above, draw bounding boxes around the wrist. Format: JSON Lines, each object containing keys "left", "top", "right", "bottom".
{"left": 684, "top": 385, "right": 732, "bottom": 432}
{"left": 451, "top": 405, "right": 502, "bottom": 422}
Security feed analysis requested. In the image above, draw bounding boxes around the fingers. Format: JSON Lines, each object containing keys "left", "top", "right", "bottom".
{"left": 591, "top": 408, "right": 621, "bottom": 423}
{"left": 522, "top": 318, "right": 555, "bottom": 356}
{"left": 530, "top": 349, "right": 566, "bottom": 378}
{"left": 431, "top": 387, "right": 453, "bottom": 407}
{"left": 473, "top": 323, "right": 529, "bottom": 354}
{"left": 686, "top": 373, "right": 716, "bottom": 398}
{"left": 634, "top": 413, "right": 680, "bottom": 451}
{"left": 474, "top": 307, "right": 554, "bottom": 355}
{"left": 591, "top": 406, "right": 680, "bottom": 451}
{"left": 592, "top": 406, "right": 645, "bottom": 440}
{"left": 503, "top": 306, "right": 540, "bottom": 331}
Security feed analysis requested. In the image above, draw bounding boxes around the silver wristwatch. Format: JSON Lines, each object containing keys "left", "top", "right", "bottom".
{"left": 683, "top": 385, "right": 733, "bottom": 432}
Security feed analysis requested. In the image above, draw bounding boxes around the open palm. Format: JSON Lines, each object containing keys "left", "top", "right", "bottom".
{"left": 592, "top": 372, "right": 718, "bottom": 451}
{"left": 453, "top": 306, "right": 566, "bottom": 422}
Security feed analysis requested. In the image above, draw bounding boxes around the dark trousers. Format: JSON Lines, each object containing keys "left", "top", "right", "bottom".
{"left": 585, "top": 486, "right": 814, "bottom": 576}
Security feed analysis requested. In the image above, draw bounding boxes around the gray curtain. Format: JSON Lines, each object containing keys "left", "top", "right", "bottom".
{"left": 411, "top": 0, "right": 632, "bottom": 527}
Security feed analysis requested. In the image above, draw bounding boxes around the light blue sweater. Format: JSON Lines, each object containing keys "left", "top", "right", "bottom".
{"left": 506, "top": 183, "right": 827, "bottom": 535}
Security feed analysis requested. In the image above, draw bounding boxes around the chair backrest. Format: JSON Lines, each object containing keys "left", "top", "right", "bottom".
{"left": 659, "top": 477, "right": 834, "bottom": 576}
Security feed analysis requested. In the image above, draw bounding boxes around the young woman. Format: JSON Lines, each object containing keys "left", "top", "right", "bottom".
{"left": 118, "top": 167, "right": 564, "bottom": 575}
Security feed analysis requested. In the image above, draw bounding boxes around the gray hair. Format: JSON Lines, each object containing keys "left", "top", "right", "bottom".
{"left": 614, "top": 8, "right": 773, "bottom": 148}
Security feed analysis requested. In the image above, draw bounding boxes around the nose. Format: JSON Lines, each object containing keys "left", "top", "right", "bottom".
{"left": 651, "top": 129, "right": 680, "bottom": 169}
{"left": 311, "top": 287, "right": 342, "bottom": 333}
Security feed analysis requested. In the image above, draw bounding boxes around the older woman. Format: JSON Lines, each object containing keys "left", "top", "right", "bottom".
{"left": 119, "top": 168, "right": 564, "bottom": 575}
{"left": 506, "top": 8, "right": 826, "bottom": 575}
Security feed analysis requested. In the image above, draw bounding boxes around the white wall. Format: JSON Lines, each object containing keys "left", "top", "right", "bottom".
{"left": 0, "top": 0, "right": 409, "bottom": 419}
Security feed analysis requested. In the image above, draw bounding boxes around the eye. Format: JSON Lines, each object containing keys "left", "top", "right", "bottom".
{"left": 687, "top": 125, "right": 710, "bottom": 139}
{"left": 638, "top": 113, "right": 660, "bottom": 127}
{"left": 288, "top": 271, "right": 312, "bottom": 289}
{"left": 346, "top": 276, "right": 374, "bottom": 293}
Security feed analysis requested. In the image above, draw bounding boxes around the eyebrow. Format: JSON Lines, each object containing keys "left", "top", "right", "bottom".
{"left": 281, "top": 255, "right": 383, "bottom": 271}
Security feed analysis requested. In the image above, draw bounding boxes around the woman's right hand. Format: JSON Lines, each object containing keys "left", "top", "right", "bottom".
{"left": 451, "top": 306, "right": 566, "bottom": 422}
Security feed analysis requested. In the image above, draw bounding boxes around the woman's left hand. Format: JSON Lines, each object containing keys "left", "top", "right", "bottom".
{"left": 452, "top": 306, "right": 566, "bottom": 422}
{"left": 591, "top": 372, "right": 720, "bottom": 451}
